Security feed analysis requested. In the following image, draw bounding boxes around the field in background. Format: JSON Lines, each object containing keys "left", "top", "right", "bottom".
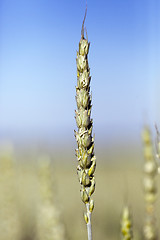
{"left": 54, "top": 161, "right": 160, "bottom": 240}
{"left": 0, "top": 141, "right": 160, "bottom": 240}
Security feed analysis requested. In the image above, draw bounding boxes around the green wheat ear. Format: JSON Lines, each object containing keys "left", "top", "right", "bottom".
{"left": 121, "top": 206, "right": 133, "bottom": 240}
{"left": 74, "top": 8, "right": 96, "bottom": 240}
{"left": 142, "top": 126, "right": 157, "bottom": 240}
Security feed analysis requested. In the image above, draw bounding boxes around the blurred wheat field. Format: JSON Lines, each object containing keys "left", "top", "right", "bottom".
{"left": 0, "top": 143, "right": 160, "bottom": 240}
{"left": 54, "top": 163, "right": 146, "bottom": 240}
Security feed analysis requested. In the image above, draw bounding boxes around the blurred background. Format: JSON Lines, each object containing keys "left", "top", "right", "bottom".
{"left": 0, "top": 0, "right": 160, "bottom": 240}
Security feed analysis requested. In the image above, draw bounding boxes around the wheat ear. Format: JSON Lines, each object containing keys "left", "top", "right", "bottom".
{"left": 155, "top": 124, "right": 160, "bottom": 167}
{"left": 36, "top": 156, "right": 66, "bottom": 240}
{"left": 74, "top": 10, "right": 96, "bottom": 240}
{"left": 142, "top": 127, "right": 157, "bottom": 240}
{"left": 0, "top": 147, "right": 20, "bottom": 240}
{"left": 121, "top": 206, "right": 133, "bottom": 240}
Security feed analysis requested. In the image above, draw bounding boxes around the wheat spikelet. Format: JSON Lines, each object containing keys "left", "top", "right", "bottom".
{"left": 142, "top": 126, "right": 157, "bottom": 240}
{"left": 0, "top": 144, "right": 21, "bottom": 240}
{"left": 74, "top": 8, "right": 96, "bottom": 240}
{"left": 121, "top": 206, "right": 133, "bottom": 240}
{"left": 36, "top": 156, "right": 66, "bottom": 240}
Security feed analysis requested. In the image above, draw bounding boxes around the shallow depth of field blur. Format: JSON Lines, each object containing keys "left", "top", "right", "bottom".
{"left": 0, "top": 0, "right": 160, "bottom": 240}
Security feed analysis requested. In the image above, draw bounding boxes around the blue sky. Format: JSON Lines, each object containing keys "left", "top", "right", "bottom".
{"left": 0, "top": 0, "right": 160, "bottom": 143}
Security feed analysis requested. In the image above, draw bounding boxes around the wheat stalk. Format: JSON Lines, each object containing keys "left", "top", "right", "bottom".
{"left": 36, "top": 156, "right": 66, "bottom": 240}
{"left": 155, "top": 124, "right": 160, "bottom": 167}
{"left": 121, "top": 206, "right": 133, "bottom": 240}
{"left": 74, "top": 9, "right": 96, "bottom": 240}
{"left": 142, "top": 126, "right": 157, "bottom": 240}
{"left": 0, "top": 146, "right": 21, "bottom": 240}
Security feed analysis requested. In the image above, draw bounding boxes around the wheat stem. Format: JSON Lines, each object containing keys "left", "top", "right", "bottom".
{"left": 86, "top": 203, "right": 92, "bottom": 240}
